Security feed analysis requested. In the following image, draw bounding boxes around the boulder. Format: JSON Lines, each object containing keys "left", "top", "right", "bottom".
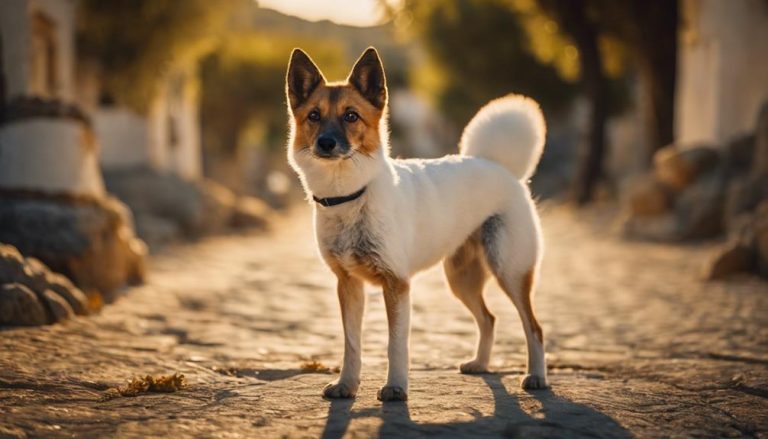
{"left": 654, "top": 145, "right": 720, "bottom": 192}
{"left": 0, "top": 283, "right": 47, "bottom": 326}
{"left": 754, "top": 201, "right": 768, "bottom": 277}
{"left": 135, "top": 214, "right": 181, "bottom": 250}
{"left": 45, "top": 272, "right": 89, "bottom": 315}
{"left": 725, "top": 134, "right": 755, "bottom": 173}
{"left": 104, "top": 167, "right": 271, "bottom": 249}
{"left": 675, "top": 174, "right": 726, "bottom": 240}
{"left": 104, "top": 167, "right": 202, "bottom": 236}
{"left": 40, "top": 289, "right": 75, "bottom": 322}
{"left": 752, "top": 101, "right": 768, "bottom": 178}
{"left": 708, "top": 245, "right": 755, "bottom": 280}
{"left": 626, "top": 174, "right": 673, "bottom": 217}
{"left": 0, "top": 192, "right": 146, "bottom": 301}
{"left": 0, "top": 243, "right": 92, "bottom": 324}
{"left": 724, "top": 176, "right": 768, "bottom": 228}
{"left": 195, "top": 179, "right": 236, "bottom": 235}
{"left": 231, "top": 197, "right": 271, "bottom": 230}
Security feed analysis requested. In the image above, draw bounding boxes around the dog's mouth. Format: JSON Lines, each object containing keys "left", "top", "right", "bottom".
{"left": 311, "top": 149, "right": 355, "bottom": 161}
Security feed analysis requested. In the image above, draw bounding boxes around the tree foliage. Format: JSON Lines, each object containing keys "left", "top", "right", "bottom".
{"left": 77, "top": 0, "right": 240, "bottom": 112}
{"left": 199, "top": 33, "right": 347, "bottom": 156}
{"left": 395, "top": 0, "right": 577, "bottom": 127}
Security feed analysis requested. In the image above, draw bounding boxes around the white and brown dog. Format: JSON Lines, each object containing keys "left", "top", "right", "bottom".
{"left": 285, "top": 47, "right": 548, "bottom": 401}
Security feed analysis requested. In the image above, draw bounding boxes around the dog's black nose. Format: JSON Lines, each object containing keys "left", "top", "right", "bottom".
{"left": 317, "top": 136, "right": 336, "bottom": 153}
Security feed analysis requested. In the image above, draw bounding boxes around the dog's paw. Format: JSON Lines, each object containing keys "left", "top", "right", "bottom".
{"left": 459, "top": 359, "right": 490, "bottom": 374}
{"left": 323, "top": 381, "right": 357, "bottom": 399}
{"left": 520, "top": 374, "right": 549, "bottom": 390}
{"left": 377, "top": 385, "right": 408, "bottom": 402}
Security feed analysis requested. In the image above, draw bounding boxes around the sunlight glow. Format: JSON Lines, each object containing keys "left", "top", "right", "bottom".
{"left": 256, "top": 0, "right": 387, "bottom": 27}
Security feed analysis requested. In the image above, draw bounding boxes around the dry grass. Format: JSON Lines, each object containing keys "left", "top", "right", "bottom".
{"left": 300, "top": 360, "right": 339, "bottom": 374}
{"left": 101, "top": 373, "right": 186, "bottom": 400}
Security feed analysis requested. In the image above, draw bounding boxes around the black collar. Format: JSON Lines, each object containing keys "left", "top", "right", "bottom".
{"left": 312, "top": 186, "right": 367, "bottom": 207}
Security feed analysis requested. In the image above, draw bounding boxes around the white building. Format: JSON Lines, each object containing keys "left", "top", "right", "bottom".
{"left": 92, "top": 64, "right": 203, "bottom": 181}
{"left": 676, "top": 0, "right": 768, "bottom": 145}
{"left": 0, "top": 0, "right": 105, "bottom": 196}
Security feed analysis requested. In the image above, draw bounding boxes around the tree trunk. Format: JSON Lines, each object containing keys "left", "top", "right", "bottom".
{"left": 0, "top": 34, "right": 6, "bottom": 114}
{"left": 632, "top": 0, "right": 678, "bottom": 157}
{"left": 540, "top": 0, "right": 609, "bottom": 204}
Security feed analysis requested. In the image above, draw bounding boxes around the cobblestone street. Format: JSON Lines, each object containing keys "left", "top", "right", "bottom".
{"left": 2, "top": 204, "right": 767, "bottom": 438}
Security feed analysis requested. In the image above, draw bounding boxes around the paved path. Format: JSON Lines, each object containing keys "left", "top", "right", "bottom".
{"left": 1, "top": 204, "right": 767, "bottom": 438}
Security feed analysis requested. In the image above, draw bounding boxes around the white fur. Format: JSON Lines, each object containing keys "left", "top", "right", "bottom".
{"left": 289, "top": 94, "right": 547, "bottom": 397}
{"left": 460, "top": 95, "right": 546, "bottom": 181}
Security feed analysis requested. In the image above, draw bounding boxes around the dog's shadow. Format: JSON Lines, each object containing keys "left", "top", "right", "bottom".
{"left": 320, "top": 373, "right": 630, "bottom": 438}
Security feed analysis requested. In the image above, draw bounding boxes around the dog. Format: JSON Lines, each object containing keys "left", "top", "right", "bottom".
{"left": 285, "top": 47, "right": 548, "bottom": 402}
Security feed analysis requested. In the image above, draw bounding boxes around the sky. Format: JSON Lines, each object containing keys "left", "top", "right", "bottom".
{"left": 256, "top": 0, "right": 388, "bottom": 27}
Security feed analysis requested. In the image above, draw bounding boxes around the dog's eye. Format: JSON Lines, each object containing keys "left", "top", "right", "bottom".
{"left": 308, "top": 110, "right": 321, "bottom": 122}
{"left": 343, "top": 111, "right": 359, "bottom": 123}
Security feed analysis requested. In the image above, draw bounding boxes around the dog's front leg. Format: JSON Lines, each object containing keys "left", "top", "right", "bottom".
{"left": 323, "top": 273, "right": 365, "bottom": 399}
{"left": 378, "top": 278, "right": 410, "bottom": 401}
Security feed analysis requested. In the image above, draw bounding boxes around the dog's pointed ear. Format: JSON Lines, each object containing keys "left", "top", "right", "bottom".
{"left": 286, "top": 48, "right": 325, "bottom": 110}
{"left": 347, "top": 47, "right": 387, "bottom": 109}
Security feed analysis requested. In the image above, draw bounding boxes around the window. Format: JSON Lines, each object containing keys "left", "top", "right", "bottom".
{"left": 30, "top": 12, "right": 58, "bottom": 97}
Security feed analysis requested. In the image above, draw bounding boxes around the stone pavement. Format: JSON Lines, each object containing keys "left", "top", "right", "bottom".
{"left": 1, "top": 203, "right": 767, "bottom": 438}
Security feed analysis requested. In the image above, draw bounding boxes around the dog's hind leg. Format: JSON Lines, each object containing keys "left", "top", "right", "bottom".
{"left": 482, "top": 214, "right": 548, "bottom": 389}
{"left": 323, "top": 272, "right": 365, "bottom": 399}
{"left": 444, "top": 237, "right": 495, "bottom": 374}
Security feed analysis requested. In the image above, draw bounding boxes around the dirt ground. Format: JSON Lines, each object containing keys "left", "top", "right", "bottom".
{"left": 1, "top": 203, "right": 767, "bottom": 438}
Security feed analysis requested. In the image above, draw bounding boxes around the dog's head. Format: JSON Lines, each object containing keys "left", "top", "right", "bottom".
{"left": 286, "top": 47, "right": 389, "bottom": 196}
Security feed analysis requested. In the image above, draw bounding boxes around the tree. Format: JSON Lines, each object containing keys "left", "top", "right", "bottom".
{"left": 596, "top": 0, "right": 678, "bottom": 155}
{"left": 535, "top": 0, "right": 609, "bottom": 204}
{"left": 394, "top": 0, "right": 577, "bottom": 132}
{"left": 77, "top": 0, "right": 240, "bottom": 112}
{"left": 198, "top": 33, "right": 347, "bottom": 157}
{"left": 522, "top": 0, "right": 677, "bottom": 202}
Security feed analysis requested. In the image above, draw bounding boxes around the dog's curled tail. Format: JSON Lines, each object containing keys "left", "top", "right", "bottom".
{"left": 459, "top": 95, "right": 546, "bottom": 181}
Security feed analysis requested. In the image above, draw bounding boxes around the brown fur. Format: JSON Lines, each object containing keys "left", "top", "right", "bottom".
{"left": 290, "top": 84, "right": 384, "bottom": 157}
{"left": 520, "top": 269, "right": 543, "bottom": 344}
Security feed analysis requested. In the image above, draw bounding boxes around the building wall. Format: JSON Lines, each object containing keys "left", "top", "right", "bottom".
{"left": 676, "top": 0, "right": 768, "bottom": 145}
{"left": 94, "top": 108, "right": 151, "bottom": 169}
{"left": 0, "top": 119, "right": 105, "bottom": 195}
{"left": 0, "top": 0, "right": 104, "bottom": 197}
{"left": 98, "top": 66, "right": 202, "bottom": 180}
{"left": 0, "top": 0, "right": 76, "bottom": 102}
{"left": 0, "top": 1, "right": 32, "bottom": 101}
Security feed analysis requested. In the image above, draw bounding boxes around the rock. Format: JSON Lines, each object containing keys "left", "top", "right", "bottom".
{"left": 708, "top": 244, "right": 755, "bottom": 280}
{"left": 0, "top": 193, "right": 146, "bottom": 301}
{"left": 231, "top": 197, "right": 271, "bottom": 230}
{"left": 626, "top": 175, "right": 673, "bottom": 217}
{"left": 104, "top": 167, "right": 269, "bottom": 247}
{"left": 135, "top": 214, "right": 180, "bottom": 250}
{"left": 195, "top": 179, "right": 236, "bottom": 235}
{"left": 754, "top": 201, "right": 768, "bottom": 278}
{"left": 41, "top": 289, "right": 75, "bottom": 322}
{"left": 752, "top": 101, "right": 768, "bottom": 178}
{"left": 45, "top": 272, "right": 89, "bottom": 315}
{"left": 725, "top": 134, "right": 755, "bottom": 173}
{"left": 0, "top": 245, "right": 28, "bottom": 284}
{"left": 724, "top": 176, "right": 765, "bottom": 228}
{"left": 675, "top": 174, "right": 726, "bottom": 240}
{"left": 104, "top": 167, "right": 204, "bottom": 237}
{"left": 727, "top": 213, "right": 756, "bottom": 246}
{"left": 0, "top": 283, "right": 47, "bottom": 326}
{"left": 654, "top": 145, "right": 720, "bottom": 192}
{"left": 0, "top": 243, "right": 90, "bottom": 319}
